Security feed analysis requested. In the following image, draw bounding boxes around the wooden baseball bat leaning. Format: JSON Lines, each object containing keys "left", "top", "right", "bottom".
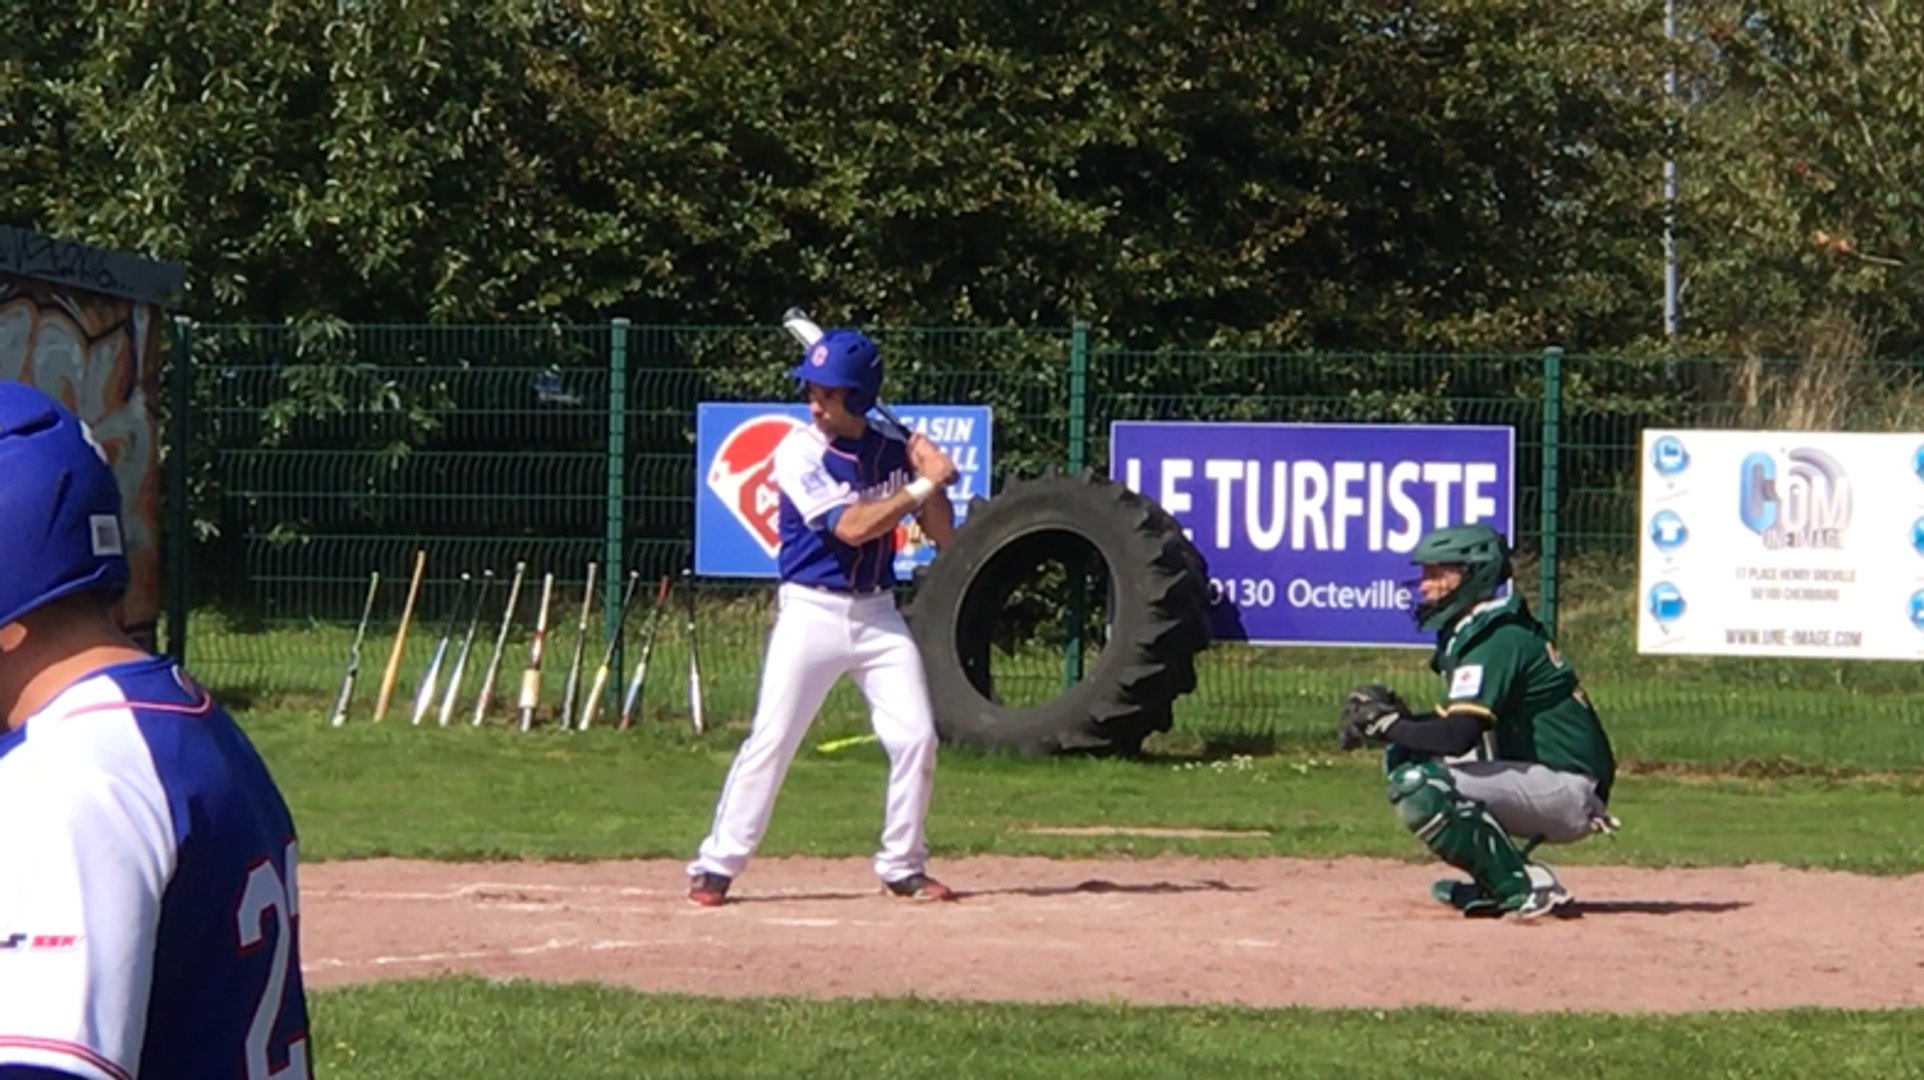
{"left": 329, "top": 571, "right": 382, "bottom": 727}
{"left": 518, "top": 571, "right": 557, "bottom": 732}
{"left": 473, "top": 560, "right": 527, "bottom": 725}
{"left": 683, "top": 568, "right": 705, "bottom": 735}
{"left": 437, "top": 567, "right": 494, "bottom": 726}
{"left": 580, "top": 570, "right": 642, "bottom": 731}
{"left": 558, "top": 561, "right": 599, "bottom": 731}
{"left": 412, "top": 571, "right": 472, "bottom": 726}
{"left": 618, "top": 575, "right": 673, "bottom": 731}
{"left": 373, "top": 548, "right": 427, "bottom": 723}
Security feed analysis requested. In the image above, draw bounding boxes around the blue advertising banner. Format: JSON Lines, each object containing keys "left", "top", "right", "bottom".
{"left": 695, "top": 403, "right": 993, "bottom": 579}
{"left": 1108, "top": 421, "right": 1516, "bottom": 647}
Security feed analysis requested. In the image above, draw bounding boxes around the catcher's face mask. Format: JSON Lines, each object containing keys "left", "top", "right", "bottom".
{"left": 1407, "top": 523, "right": 1511, "bottom": 632}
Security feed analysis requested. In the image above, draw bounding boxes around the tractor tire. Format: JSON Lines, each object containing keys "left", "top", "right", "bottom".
{"left": 903, "top": 468, "right": 1212, "bottom": 756}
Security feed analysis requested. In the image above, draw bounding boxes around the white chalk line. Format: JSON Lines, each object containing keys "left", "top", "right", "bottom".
{"left": 309, "top": 882, "right": 1029, "bottom": 922}
{"left": 309, "top": 930, "right": 1285, "bottom": 974}
{"left": 309, "top": 889, "right": 918, "bottom": 920}
{"left": 313, "top": 880, "right": 1193, "bottom": 907}
{"left": 309, "top": 882, "right": 663, "bottom": 902}
{"left": 311, "top": 881, "right": 938, "bottom": 904}
{"left": 307, "top": 936, "right": 664, "bottom": 971}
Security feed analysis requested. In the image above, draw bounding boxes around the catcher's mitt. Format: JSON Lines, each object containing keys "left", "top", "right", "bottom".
{"left": 1337, "top": 683, "right": 1413, "bottom": 751}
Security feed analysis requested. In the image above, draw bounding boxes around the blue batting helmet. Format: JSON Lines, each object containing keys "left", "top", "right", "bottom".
{"left": 792, "top": 328, "right": 883, "bottom": 414}
{"left": 0, "top": 382, "right": 129, "bottom": 629}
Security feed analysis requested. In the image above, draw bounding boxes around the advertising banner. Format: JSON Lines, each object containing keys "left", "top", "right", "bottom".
{"left": 1109, "top": 421, "right": 1516, "bottom": 647}
{"left": 695, "top": 403, "right": 992, "bottom": 579}
{"left": 1638, "top": 429, "right": 1924, "bottom": 659}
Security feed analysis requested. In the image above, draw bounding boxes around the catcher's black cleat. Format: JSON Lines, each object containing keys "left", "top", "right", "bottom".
{"left": 1433, "top": 878, "right": 1502, "bottom": 918}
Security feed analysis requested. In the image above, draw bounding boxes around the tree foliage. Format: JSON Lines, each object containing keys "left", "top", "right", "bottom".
{"left": 1681, "top": 0, "right": 1924, "bottom": 359}
{"left": 6, "top": 1, "right": 1921, "bottom": 360}
{"left": 0, "top": 1, "right": 1664, "bottom": 349}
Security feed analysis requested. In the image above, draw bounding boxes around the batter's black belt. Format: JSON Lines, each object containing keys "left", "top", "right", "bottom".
{"left": 790, "top": 581, "right": 890, "bottom": 596}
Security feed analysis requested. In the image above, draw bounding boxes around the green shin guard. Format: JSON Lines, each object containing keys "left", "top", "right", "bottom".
{"left": 1387, "top": 761, "right": 1532, "bottom": 903}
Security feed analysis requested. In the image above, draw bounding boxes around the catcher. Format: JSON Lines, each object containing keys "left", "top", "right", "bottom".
{"left": 1337, "top": 523, "right": 1620, "bottom": 919}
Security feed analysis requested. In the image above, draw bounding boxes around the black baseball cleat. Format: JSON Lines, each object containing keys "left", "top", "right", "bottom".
{"left": 882, "top": 873, "right": 956, "bottom": 902}
{"left": 1433, "top": 878, "right": 1503, "bottom": 918}
{"left": 688, "top": 872, "right": 732, "bottom": 907}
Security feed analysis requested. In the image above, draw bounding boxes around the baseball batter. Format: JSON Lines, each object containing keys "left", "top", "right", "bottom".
{"left": 687, "top": 326, "right": 960, "bottom": 906}
{"left": 1338, "top": 523, "right": 1620, "bottom": 919}
{"left": 0, "top": 383, "right": 310, "bottom": 1079}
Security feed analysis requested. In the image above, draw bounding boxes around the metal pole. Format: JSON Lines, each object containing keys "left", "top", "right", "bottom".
{"left": 603, "top": 318, "right": 630, "bottom": 714}
{"left": 1063, "top": 320, "right": 1090, "bottom": 690}
{"left": 1539, "top": 347, "right": 1564, "bottom": 640}
{"left": 165, "top": 316, "right": 194, "bottom": 662}
{"left": 1664, "top": 0, "right": 1680, "bottom": 340}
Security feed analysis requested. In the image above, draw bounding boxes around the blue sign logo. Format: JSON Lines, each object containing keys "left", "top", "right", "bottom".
{"left": 1647, "top": 581, "right": 1685, "bottom": 624}
{"left": 694, "top": 403, "right": 993, "bottom": 579}
{"left": 1737, "top": 447, "right": 1851, "bottom": 550}
{"left": 1650, "top": 510, "right": 1688, "bottom": 552}
{"left": 1911, "top": 590, "right": 1924, "bottom": 631}
{"left": 1651, "top": 436, "right": 1689, "bottom": 476}
{"left": 1913, "top": 517, "right": 1924, "bottom": 557}
{"left": 1914, "top": 444, "right": 1924, "bottom": 482}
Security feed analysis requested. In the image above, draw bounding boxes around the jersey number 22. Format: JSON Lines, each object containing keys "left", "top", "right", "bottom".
{"left": 237, "top": 840, "right": 309, "bottom": 1080}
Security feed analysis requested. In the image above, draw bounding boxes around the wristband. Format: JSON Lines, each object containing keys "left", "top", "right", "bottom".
{"left": 904, "top": 477, "right": 937, "bottom": 506}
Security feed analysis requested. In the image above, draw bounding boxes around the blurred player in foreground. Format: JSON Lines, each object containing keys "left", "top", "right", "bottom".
{"left": 1337, "top": 523, "right": 1620, "bottom": 919}
{"left": 0, "top": 382, "right": 310, "bottom": 1079}
{"left": 687, "top": 326, "right": 960, "bottom": 906}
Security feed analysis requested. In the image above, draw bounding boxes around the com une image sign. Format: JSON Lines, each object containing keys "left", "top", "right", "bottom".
{"left": 1108, "top": 421, "right": 1516, "bottom": 648}
{"left": 1639, "top": 428, "right": 1924, "bottom": 660}
{"left": 695, "top": 402, "right": 993, "bottom": 579}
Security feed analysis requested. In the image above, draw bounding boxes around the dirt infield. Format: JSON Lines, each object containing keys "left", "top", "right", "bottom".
{"left": 302, "top": 855, "right": 1924, "bottom": 1013}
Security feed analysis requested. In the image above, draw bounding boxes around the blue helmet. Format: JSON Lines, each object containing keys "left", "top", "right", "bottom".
{"left": 0, "top": 382, "right": 129, "bottom": 628}
{"left": 792, "top": 328, "right": 883, "bottom": 414}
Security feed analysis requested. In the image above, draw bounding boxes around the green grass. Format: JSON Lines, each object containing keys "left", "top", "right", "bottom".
{"left": 244, "top": 705, "right": 1924, "bottom": 874}
{"left": 204, "top": 569, "right": 1924, "bottom": 1068}
{"left": 178, "top": 555, "right": 1924, "bottom": 776}
{"left": 310, "top": 977, "right": 1924, "bottom": 1079}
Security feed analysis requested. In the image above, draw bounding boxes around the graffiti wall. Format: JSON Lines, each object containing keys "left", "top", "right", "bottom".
{"left": 0, "top": 274, "right": 165, "bottom": 642}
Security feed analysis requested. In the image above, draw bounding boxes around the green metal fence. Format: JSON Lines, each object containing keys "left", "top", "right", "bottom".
{"left": 157, "top": 320, "right": 1924, "bottom": 760}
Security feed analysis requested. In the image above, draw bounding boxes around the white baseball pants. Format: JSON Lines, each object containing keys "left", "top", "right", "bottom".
{"left": 689, "top": 582, "right": 940, "bottom": 884}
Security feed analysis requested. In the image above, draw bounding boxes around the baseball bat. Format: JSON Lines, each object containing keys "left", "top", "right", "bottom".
{"left": 373, "top": 548, "right": 428, "bottom": 723}
{"left": 412, "top": 571, "right": 472, "bottom": 726}
{"left": 683, "top": 567, "right": 705, "bottom": 735}
{"left": 816, "top": 733, "right": 880, "bottom": 755}
{"left": 579, "top": 569, "right": 642, "bottom": 731}
{"left": 472, "top": 560, "right": 527, "bottom": 725}
{"left": 781, "top": 306, "right": 914, "bottom": 441}
{"left": 517, "top": 572, "right": 557, "bottom": 732}
{"left": 437, "top": 567, "right": 494, "bottom": 727}
{"left": 557, "top": 561, "right": 599, "bottom": 731}
{"left": 618, "top": 575, "right": 673, "bottom": 731}
{"left": 329, "top": 571, "right": 382, "bottom": 727}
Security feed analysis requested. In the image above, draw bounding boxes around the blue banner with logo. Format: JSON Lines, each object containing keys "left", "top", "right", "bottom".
{"left": 695, "top": 403, "right": 993, "bottom": 579}
{"left": 1108, "top": 421, "right": 1516, "bottom": 647}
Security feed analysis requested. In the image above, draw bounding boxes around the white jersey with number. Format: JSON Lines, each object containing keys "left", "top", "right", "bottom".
{"left": 0, "top": 657, "right": 308, "bottom": 1080}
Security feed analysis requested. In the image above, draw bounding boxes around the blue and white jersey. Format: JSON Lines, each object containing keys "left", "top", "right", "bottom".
{"left": 0, "top": 657, "right": 308, "bottom": 1080}
{"left": 770, "top": 420, "right": 913, "bottom": 591}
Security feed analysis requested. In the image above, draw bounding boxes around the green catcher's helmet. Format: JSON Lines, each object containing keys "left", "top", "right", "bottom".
{"left": 1409, "top": 522, "right": 1511, "bottom": 632}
